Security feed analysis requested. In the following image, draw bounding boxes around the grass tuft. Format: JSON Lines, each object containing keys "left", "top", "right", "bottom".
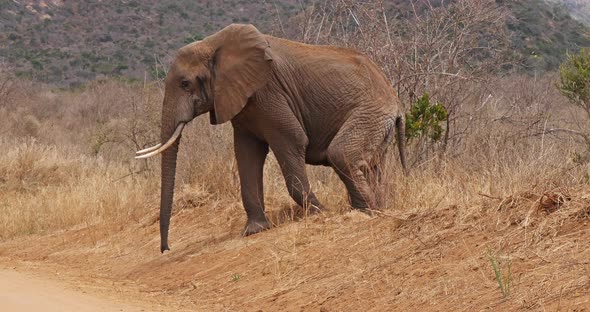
{"left": 488, "top": 251, "right": 512, "bottom": 298}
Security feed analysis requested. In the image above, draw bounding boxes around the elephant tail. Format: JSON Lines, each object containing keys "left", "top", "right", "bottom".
{"left": 395, "top": 115, "right": 409, "bottom": 176}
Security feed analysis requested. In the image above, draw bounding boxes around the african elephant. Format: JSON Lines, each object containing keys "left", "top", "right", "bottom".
{"left": 136, "top": 24, "right": 407, "bottom": 253}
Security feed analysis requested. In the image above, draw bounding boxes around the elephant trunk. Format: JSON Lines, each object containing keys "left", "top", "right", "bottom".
{"left": 135, "top": 120, "right": 184, "bottom": 252}
{"left": 159, "top": 139, "right": 179, "bottom": 253}
{"left": 158, "top": 95, "right": 183, "bottom": 253}
{"left": 134, "top": 105, "right": 184, "bottom": 253}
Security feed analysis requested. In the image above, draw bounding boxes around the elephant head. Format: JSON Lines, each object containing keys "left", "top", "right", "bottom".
{"left": 135, "top": 24, "right": 273, "bottom": 252}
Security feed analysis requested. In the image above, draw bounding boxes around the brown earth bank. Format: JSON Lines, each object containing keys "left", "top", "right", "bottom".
{"left": 1, "top": 185, "right": 590, "bottom": 311}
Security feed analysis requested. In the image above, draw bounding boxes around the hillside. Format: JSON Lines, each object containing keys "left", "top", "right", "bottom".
{"left": 0, "top": 0, "right": 297, "bottom": 86}
{"left": 510, "top": 0, "right": 590, "bottom": 70}
{"left": 1, "top": 0, "right": 589, "bottom": 86}
{"left": 549, "top": 0, "right": 590, "bottom": 25}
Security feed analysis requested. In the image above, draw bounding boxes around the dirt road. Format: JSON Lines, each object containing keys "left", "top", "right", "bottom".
{"left": 0, "top": 267, "right": 147, "bottom": 312}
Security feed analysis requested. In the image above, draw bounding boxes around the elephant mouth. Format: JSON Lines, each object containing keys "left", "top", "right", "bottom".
{"left": 135, "top": 123, "right": 185, "bottom": 159}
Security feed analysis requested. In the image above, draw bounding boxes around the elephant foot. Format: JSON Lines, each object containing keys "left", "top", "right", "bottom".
{"left": 242, "top": 218, "right": 271, "bottom": 236}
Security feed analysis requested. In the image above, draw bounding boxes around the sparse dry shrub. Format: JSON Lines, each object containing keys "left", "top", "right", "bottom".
{"left": 0, "top": 73, "right": 43, "bottom": 138}
{"left": 1, "top": 77, "right": 162, "bottom": 170}
{"left": 61, "top": 80, "right": 161, "bottom": 164}
{"left": 0, "top": 68, "right": 23, "bottom": 111}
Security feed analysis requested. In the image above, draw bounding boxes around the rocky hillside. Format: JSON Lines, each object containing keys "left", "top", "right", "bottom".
{"left": 1, "top": 0, "right": 589, "bottom": 86}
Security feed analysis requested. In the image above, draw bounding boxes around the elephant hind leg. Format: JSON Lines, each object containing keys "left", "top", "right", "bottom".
{"left": 327, "top": 113, "right": 390, "bottom": 211}
{"left": 332, "top": 160, "right": 377, "bottom": 210}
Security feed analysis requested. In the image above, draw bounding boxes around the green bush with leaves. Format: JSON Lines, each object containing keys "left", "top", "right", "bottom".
{"left": 558, "top": 48, "right": 590, "bottom": 116}
{"left": 405, "top": 93, "right": 448, "bottom": 142}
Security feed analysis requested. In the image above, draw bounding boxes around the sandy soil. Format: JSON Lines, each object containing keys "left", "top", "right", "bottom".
{"left": 0, "top": 266, "right": 148, "bottom": 312}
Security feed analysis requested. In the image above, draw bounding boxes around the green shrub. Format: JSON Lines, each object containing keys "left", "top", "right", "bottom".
{"left": 405, "top": 93, "right": 448, "bottom": 142}
{"left": 558, "top": 48, "right": 590, "bottom": 161}
{"left": 558, "top": 48, "right": 590, "bottom": 112}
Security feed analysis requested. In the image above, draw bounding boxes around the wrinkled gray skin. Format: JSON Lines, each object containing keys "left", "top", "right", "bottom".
{"left": 153, "top": 24, "right": 407, "bottom": 253}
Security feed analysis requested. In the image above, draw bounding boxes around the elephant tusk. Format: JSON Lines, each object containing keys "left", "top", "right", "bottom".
{"left": 136, "top": 143, "right": 162, "bottom": 154}
{"left": 135, "top": 123, "right": 185, "bottom": 159}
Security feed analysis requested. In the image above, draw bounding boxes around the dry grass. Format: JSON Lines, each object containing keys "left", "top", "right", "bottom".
{"left": 0, "top": 78, "right": 162, "bottom": 239}
{"left": 0, "top": 137, "right": 158, "bottom": 239}
{"left": 1, "top": 74, "right": 590, "bottom": 310}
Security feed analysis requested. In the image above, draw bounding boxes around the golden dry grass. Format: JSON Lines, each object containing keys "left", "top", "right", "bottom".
{"left": 1, "top": 75, "right": 590, "bottom": 310}
{"left": 0, "top": 138, "right": 159, "bottom": 239}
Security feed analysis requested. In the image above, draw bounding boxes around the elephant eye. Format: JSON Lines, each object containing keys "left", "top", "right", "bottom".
{"left": 180, "top": 79, "right": 190, "bottom": 89}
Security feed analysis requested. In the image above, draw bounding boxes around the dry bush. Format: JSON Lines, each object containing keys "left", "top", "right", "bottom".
{"left": 0, "top": 76, "right": 161, "bottom": 170}
{"left": 177, "top": 117, "right": 348, "bottom": 211}
{"left": 177, "top": 118, "right": 239, "bottom": 200}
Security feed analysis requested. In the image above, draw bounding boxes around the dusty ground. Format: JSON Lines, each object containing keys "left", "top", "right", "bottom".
{"left": 0, "top": 265, "right": 157, "bottom": 312}
{"left": 1, "top": 185, "right": 590, "bottom": 311}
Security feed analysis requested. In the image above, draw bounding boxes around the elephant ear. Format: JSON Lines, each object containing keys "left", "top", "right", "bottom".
{"left": 208, "top": 24, "right": 273, "bottom": 124}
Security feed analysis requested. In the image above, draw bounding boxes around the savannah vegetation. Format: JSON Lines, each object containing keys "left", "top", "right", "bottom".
{"left": 1, "top": 0, "right": 590, "bottom": 310}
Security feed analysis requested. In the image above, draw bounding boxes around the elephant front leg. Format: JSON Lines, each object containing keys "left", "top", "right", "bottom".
{"left": 234, "top": 128, "right": 271, "bottom": 236}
